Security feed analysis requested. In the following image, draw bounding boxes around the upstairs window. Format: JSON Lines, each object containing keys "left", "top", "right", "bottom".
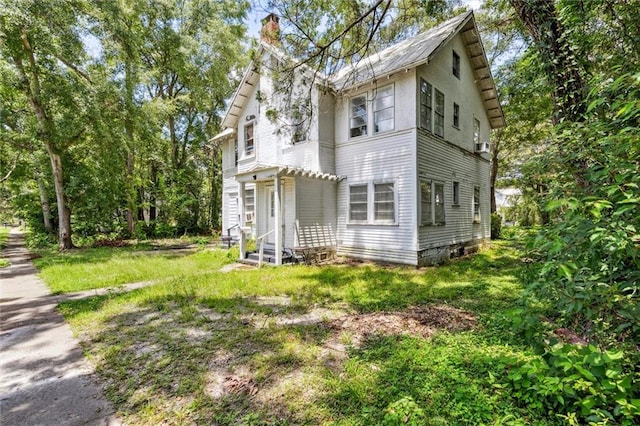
{"left": 453, "top": 103, "right": 460, "bottom": 128}
{"left": 244, "top": 122, "right": 254, "bottom": 155}
{"left": 453, "top": 50, "right": 460, "bottom": 79}
{"left": 373, "top": 85, "right": 394, "bottom": 133}
{"left": 473, "top": 118, "right": 481, "bottom": 146}
{"left": 350, "top": 95, "right": 368, "bottom": 138}
{"left": 234, "top": 139, "right": 238, "bottom": 165}
{"left": 419, "top": 79, "right": 432, "bottom": 132}
{"left": 349, "top": 184, "right": 368, "bottom": 221}
{"left": 434, "top": 90, "right": 445, "bottom": 137}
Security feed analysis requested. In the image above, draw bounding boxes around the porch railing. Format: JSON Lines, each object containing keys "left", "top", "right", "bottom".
{"left": 256, "top": 229, "right": 275, "bottom": 268}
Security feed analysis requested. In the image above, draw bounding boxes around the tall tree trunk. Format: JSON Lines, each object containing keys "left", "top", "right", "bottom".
{"left": 124, "top": 60, "right": 137, "bottom": 236}
{"left": 35, "top": 173, "right": 53, "bottom": 233}
{"left": 46, "top": 147, "right": 74, "bottom": 249}
{"left": 509, "top": 0, "right": 586, "bottom": 123}
{"left": 15, "top": 27, "right": 74, "bottom": 249}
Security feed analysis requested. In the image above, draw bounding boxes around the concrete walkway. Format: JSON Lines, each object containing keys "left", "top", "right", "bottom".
{"left": 0, "top": 228, "right": 121, "bottom": 426}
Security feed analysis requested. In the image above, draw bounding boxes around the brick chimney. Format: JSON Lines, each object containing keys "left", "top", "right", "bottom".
{"left": 260, "top": 13, "right": 280, "bottom": 45}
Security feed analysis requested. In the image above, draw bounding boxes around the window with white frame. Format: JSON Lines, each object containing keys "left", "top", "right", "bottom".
{"left": 453, "top": 103, "right": 460, "bottom": 128}
{"left": 234, "top": 139, "right": 238, "bottom": 165}
{"left": 349, "top": 184, "right": 368, "bottom": 221}
{"left": 245, "top": 188, "right": 255, "bottom": 216}
{"left": 349, "top": 182, "right": 397, "bottom": 224}
{"left": 473, "top": 186, "right": 481, "bottom": 222}
{"left": 452, "top": 181, "right": 460, "bottom": 206}
{"left": 374, "top": 182, "right": 395, "bottom": 221}
{"left": 244, "top": 122, "right": 254, "bottom": 155}
{"left": 373, "top": 85, "right": 394, "bottom": 133}
{"left": 419, "top": 79, "right": 432, "bottom": 131}
{"left": 453, "top": 50, "right": 460, "bottom": 79}
{"left": 434, "top": 89, "right": 444, "bottom": 137}
{"left": 473, "top": 117, "right": 481, "bottom": 146}
{"left": 421, "top": 180, "right": 445, "bottom": 225}
{"left": 350, "top": 95, "right": 368, "bottom": 137}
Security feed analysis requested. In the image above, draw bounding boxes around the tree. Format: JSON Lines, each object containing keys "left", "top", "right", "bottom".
{"left": 1, "top": 0, "right": 96, "bottom": 248}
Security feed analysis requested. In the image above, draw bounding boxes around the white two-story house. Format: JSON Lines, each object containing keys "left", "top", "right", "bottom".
{"left": 212, "top": 11, "right": 505, "bottom": 266}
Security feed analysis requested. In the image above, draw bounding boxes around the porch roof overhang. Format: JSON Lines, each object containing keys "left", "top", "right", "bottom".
{"left": 234, "top": 164, "right": 343, "bottom": 183}
{"left": 209, "top": 127, "right": 236, "bottom": 144}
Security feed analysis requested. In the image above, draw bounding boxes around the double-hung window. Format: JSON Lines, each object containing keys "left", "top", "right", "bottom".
{"left": 473, "top": 186, "right": 481, "bottom": 223}
{"left": 421, "top": 180, "right": 445, "bottom": 225}
{"left": 419, "top": 79, "right": 432, "bottom": 132}
{"left": 374, "top": 182, "right": 395, "bottom": 221}
{"left": 349, "top": 184, "right": 368, "bottom": 221}
{"left": 473, "top": 118, "right": 481, "bottom": 146}
{"left": 350, "top": 95, "right": 368, "bottom": 137}
{"left": 373, "top": 85, "right": 394, "bottom": 133}
{"left": 434, "top": 90, "right": 445, "bottom": 137}
{"left": 453, "top": 50, "right": 460, "bottom": 79}
{"left": 244, "top": 188, "right": 255, "bottom": 223}
{"left": 244, "top": 122, "right": 254, "bottom": 155}
{"left": 453, "top": 103, "right": 460, "bottom": 128}
{"left": 350, "top": 182, "right": 396, "bottom": 224}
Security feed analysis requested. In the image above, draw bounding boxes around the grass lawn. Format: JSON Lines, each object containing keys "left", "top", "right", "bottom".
{"left": 40, "top": 241, "right": 556, "bottom": 425}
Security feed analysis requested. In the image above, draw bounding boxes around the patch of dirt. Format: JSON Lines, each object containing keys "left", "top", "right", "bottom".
{"left": 329, "top": 305, "right": 477, "bottom": 347}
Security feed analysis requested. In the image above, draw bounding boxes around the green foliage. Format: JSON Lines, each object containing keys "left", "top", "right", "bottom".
{"left": 491, "top": 212, "right": 502, "bottom": 239}
{"left": 504, "top": 343, "right": 639, "bottom": 425}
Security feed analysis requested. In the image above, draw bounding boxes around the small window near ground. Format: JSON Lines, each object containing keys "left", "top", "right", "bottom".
{"left": 419, "top": 79, "right": 432, "bottom": 132}
{"left": 374, "top": 182, "right": 395, "bottom": 222}
{"left": 349, "top": 184, "right": 368, "bottom": 221}
{"left": 473, "top": 186, "right": 481, "bottom": 223}
{"left": 452, "top": 181, "right": 460, "bottom": 205}
{"left": 453, "top": 103, "right": 460, "bottom": 128}
{"left": 374, "top": 85, "right": 394, "bottom": 133}
{"left": 350, "top": 95, "right": 368, "bottom": 138}
{"left": 453, "top": 50, "right": 460, "bottom": 79}
{"left": 434, "top": 90, "right": 445, "bottom": 137}
{"left": 244, "top": 122, "right": 254, "bottom": 155}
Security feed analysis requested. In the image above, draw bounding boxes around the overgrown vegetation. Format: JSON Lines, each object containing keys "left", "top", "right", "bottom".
{"left": 43, "top": 241, "right": 577, "bottom": 425}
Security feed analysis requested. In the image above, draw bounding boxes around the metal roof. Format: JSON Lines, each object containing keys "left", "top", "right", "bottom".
{"left": 331, "top": 11, "right": 505, "bottom": 128}
{"left": 218, "top": 10, "right": 505, "bottom": 130}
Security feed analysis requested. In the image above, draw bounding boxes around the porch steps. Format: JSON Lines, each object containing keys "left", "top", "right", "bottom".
{"left": 244, "top": 243, "right": 299, "bottom": 264}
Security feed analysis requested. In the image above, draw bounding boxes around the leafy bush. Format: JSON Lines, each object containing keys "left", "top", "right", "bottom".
{"left": 491, "top": 212, "right": 502, "bottom": 239}
{"left": 25, "top": 231, "right": 57, "bottom": 249}
{"left": 503, "top": 343, "right": 639, "bottom": 425}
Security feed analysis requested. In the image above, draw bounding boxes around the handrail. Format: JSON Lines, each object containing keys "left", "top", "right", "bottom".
{"left": 256, "top": 230, "right": 275, "bottom": 268}
{"left": 222, "top": 223, "right": 241, "bottom": 248}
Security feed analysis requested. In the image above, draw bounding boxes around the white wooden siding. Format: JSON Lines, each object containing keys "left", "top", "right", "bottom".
{"left": 335, "top": 128, "right": 417, "bottom": 264}
{"left": 417, "top": 130, "right": 490, "bottom": 250}
{"left": 415, "top": 33, "right": 491, "bottom": 154}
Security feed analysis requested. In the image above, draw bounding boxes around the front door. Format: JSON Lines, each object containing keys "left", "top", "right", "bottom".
{"left": 265, "top": 186, "right": 275, "bottom": 244}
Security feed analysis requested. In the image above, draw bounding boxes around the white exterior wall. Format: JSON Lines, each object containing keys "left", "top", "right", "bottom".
{"left": 296, "top": 178, "right": 337, "bottom": 243}
{"left": 415, "top": 34, "right": 491, "bottom": 255}
{"left": 334, "top": 70, "right": 418, "bottom": 265}
{"left": 417, "top": 34, "right": 491, "bottom": 151}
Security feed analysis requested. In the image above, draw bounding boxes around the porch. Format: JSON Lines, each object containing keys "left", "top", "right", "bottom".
{"left": 234, "top": 164, "right": 340, "bottom": 266}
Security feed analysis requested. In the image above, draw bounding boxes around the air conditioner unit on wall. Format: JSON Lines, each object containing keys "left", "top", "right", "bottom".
{"left": 475, "top": 141, "right": 490, "bottom": 153}
{"left": 245, "top": 212, "right": 255, "bottom": 223}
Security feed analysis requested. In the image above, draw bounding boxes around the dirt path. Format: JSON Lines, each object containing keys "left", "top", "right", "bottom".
{"left": 0, "top": 228, "right": 121, "bottom": 426}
